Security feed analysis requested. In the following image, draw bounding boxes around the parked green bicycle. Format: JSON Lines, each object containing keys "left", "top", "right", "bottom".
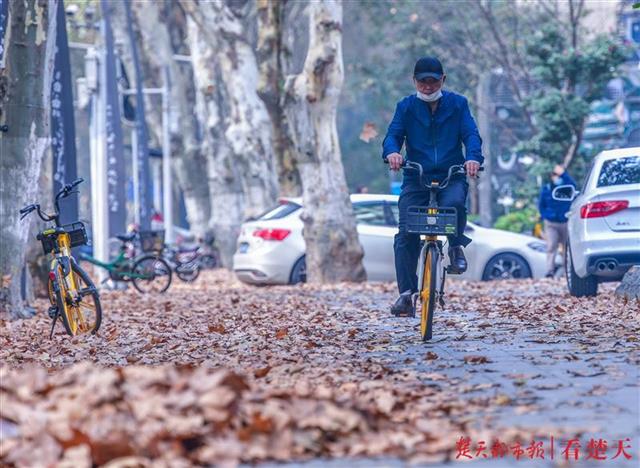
{"left": 80, "top": 232, "right": 172, "bottom": 294}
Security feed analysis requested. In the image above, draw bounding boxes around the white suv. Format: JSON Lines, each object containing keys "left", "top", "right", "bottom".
{"left": 553, "top": 147, "right": 640, "bottom": 297}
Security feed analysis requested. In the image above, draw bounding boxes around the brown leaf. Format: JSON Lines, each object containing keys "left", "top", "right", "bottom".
{"left": 208, "top": 324, "right": 226, "bottom": 334}
{"left": 463, "top": 355, "right": 491, "bottom": 364}
{"left": 89, "top": 432, "right": 136, "bottom": 466}
{"left": 359, "top": 122, "right": 378, "bottom": 143}
{"left": 253, "top": 366, "right": 271, "bottom": 378}
{"left": 275, "top": 328, "right": 288, "bottom": 339}
{"left": 424, "top": 352, "right": 438, "bottom": 360}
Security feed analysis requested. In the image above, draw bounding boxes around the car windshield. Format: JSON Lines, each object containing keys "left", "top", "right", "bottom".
{"left": 597, "top": 156, "right": 640, "bottom": 187}
{"left": 256, "top": 201, "right": 301, "bottom": 220}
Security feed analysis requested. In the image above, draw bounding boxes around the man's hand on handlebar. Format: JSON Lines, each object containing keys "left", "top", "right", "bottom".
{"left": 464, "top": 160, "right": 481, "bottom": 178}
{"left": 386, "top": 153, "right": 404, "bottom": 171}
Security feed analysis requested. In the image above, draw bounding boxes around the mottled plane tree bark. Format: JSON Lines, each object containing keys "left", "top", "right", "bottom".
{"left": 0, "top": 0, "right": 57, "bottom": 318}
{"left": 181, "top": 0, "right": 279, "bottom": 265}
{"left": 183, "top": 2, "right": 245, "bottom": 267}
{"left": 131, "top": 1, "right": 211, "bottom": 238}
{"left": 256, "top": 0, "right": 301, "bottom": 196}
{"left": 283, "top": 0, "right": 365, "bottom": 283}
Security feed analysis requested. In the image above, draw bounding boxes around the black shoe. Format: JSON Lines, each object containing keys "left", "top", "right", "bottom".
{"left": 448, "top": 246, "right": 467, "bottom": 274}
{"left": 391, "top": 291, "right": 414, "bottom": 317}
{"left": 545, "top": 272, "right": 554, "bottom": 278}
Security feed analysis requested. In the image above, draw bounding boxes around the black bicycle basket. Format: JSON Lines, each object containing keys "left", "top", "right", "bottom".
{"left": 139, "top": 229, "right": 165, "bottom": 252}
{"left": 37, "top": 231, "right": 58, "bottom": 254}
{"left": 406, "top": 206, "right": 458, "bottom": 236}
{"left": 63, "top": 221, "right": 89, "bottom": 248}
{"left": 37, "top": 221, "right": 88, "bottom": 254}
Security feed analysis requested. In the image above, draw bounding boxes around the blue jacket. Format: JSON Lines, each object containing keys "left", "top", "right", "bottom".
{"left": 382, "top": 91, "right": 483, "bottom": 188}
{"left": 538, "top": 172, "right": 577, "bottom": 223}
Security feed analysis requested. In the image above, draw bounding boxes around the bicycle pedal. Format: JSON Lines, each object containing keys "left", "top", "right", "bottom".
{"left": 445, "top": 266, "right": 463, "bottom": 275}
{"left": 47, "top": 306, "right": 58, "bottom": 319}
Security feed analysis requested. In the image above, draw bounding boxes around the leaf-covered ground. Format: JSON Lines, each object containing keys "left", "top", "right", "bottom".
{"left": 1, "top": 269, "right": 639, "bottom": 466}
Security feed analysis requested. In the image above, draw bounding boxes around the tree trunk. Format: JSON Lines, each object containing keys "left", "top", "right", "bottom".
{"left": 283, "top": 0, "right": 365, "bottom": 283}
{"left": 0, "top": 0, "right": 56, "bottom": 319}
{"left": 186, "top": 11, "right": 244, "bottom": 268}
{"left": 615, "top": 266, "right": 640, "bottom": 301}
{"left": 257, "top": 0, "right": 301, "bottom": 197}
{"left": 202, "top": 1, "right": 279, "bottom": 218}
{"left": 132, "top": 0, "right": 211, "bottom": 238}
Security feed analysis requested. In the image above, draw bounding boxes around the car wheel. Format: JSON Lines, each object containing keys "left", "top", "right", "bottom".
{"left": 290, "top": 256, "right": 307, "bottom": 284}
{"left": 565, "top": 240, "right": 597, "bottom": 297}
{"left": 481, "top": 253, "right": 532, "bottom": 281}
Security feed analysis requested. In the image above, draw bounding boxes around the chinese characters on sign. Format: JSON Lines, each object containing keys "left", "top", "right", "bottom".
{"left": 455, "top": 436, "right": 633, "bottom": 462}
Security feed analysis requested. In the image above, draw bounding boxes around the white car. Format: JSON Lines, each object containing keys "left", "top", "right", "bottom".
{"left": 553, "top": 147, "right": 640, "bottom": 297}
{"left": 233, "top": 194, "right": 549, "bottom": 285}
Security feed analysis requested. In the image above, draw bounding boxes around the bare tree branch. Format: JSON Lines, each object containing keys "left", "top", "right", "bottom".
{"left": 474, "top": 0, "right": 535, "bottom": 131}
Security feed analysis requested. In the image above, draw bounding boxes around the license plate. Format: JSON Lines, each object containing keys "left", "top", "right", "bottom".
{"left": 239, "top": 243, "right": 249, "bottom": 253}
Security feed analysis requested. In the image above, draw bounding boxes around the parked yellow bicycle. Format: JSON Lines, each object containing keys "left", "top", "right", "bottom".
{"left": 20, "top": 178, "right": 102, "bottom": 338}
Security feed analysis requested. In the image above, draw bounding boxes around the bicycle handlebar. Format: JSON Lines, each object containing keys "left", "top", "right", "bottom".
{"left": 383, "top": 158, "right": 483, "bottom": 190}
{"left": 19, "top": 178, "right": 84, "bottom": 225}
{"left": 55, "top": 178, "right": 84, "bottom": 201}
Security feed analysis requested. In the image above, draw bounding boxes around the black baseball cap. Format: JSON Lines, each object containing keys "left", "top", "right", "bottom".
{"left": 414, "top": 56, "right": 444, "bottom": 80}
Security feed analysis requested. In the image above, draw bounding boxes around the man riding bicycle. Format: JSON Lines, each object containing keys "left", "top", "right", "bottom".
{"left": 382, "top": 56, "right": 484, "bottom": 316}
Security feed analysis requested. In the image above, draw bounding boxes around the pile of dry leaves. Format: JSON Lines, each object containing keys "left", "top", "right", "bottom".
{"left": 1, "top": 270, "right": 638, "bottom": 466}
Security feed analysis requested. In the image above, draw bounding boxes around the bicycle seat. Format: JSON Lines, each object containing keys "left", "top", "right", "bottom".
{"left": 177, "top": 244, "right": 199, "bottom": 253}
{"left": 116, "top": 232, "right": 136, "bottom": 242}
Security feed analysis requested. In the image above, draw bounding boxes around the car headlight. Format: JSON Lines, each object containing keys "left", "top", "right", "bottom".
{"left": 527, "top": 241, "right": 546, "bottom": 253}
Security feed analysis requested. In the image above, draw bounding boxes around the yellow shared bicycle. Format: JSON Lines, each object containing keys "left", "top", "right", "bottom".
{"left": 20, "top": 178, "right": 102, "bottom": 338}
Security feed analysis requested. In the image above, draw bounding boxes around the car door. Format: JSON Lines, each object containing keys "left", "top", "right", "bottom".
{"left": 354, "top": 201, "right": 397, "bottom": 281}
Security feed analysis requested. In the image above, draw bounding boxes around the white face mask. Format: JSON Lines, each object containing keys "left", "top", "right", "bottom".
{"left": 552, "top": 176, "right": 562, "bottom": 185}
{"left": 417, "top": 89, "right": 442, "bottom": 102}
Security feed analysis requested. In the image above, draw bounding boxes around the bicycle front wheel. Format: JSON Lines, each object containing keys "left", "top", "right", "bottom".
{"left": 420, "top": 244, "right": 439, "bottom": 341}
{"left": 132, "top": 254, "right": 172, "bottom": 294}
{"left": 52, "top": 259, "right": 102, "bottom": 336}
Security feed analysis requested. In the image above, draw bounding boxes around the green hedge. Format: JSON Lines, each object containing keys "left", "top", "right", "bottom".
{"left": 493, "top": 207, "right": 538, "bottom": 234}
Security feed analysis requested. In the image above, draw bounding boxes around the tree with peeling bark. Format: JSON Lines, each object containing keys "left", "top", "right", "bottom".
{"left": 185, "top": 7, "right": 243, "bottom": 268}
{"left": 0, "top": 0, "right": 56, "bottom": 318}
{"left": 182, "top": 0, "right": 279, "bottom": 266}
{"left": 256, "top": 0, "right": 301, "bottom": 197}
{"left": 130, "top": 1, "right": 212, "bottom": 238}
{"left": 183, "top": 0, "right": 278, "bottom": 216}
{"left": 283, "top": 0, "right": 365, "bottom": 283}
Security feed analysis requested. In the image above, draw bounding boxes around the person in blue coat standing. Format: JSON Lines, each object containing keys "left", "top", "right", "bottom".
{"left": 382, "top": 56, "right": 484, "bottom": 316}
{"left": 538, "top": 164, "right": 577, "bottom": 277}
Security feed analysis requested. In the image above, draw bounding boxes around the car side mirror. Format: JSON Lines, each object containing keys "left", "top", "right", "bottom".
{"left": 552, "top": 185, "right": 579, "bottom": 202}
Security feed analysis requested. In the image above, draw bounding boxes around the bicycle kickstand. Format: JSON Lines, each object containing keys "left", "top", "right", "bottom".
{"left": 49, "top": 312, "right": 59, "bottom": 339}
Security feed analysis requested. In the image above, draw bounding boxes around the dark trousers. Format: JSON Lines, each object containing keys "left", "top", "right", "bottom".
{"left": 394, "top": 177, "right": 471, "bottom": 294}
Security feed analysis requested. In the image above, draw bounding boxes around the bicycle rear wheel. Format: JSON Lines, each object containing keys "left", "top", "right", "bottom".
{"left": 132, "top": 254, "right": 172, "bottom": 293}
{"left": 51, "top": 259, "right": 102, "bottom": 336}
{"left": 420, "top": 244, "right": 439, "bottom": 341}
{"left": 198, "top": 253, "right": 219, "bottom": 269}
{"left": 176, "top": 263, "right": 200, "bottom": 282}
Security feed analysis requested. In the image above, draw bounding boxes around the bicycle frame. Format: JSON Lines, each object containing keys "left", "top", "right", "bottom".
{"left": 414, "top": 179, "right": 448, "bottom": 312}
{"left": 81, "top": 250, "right": 154, "bottom": 281}
{"left": 81, "top": 250, "right": 126, "bottom": 272}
